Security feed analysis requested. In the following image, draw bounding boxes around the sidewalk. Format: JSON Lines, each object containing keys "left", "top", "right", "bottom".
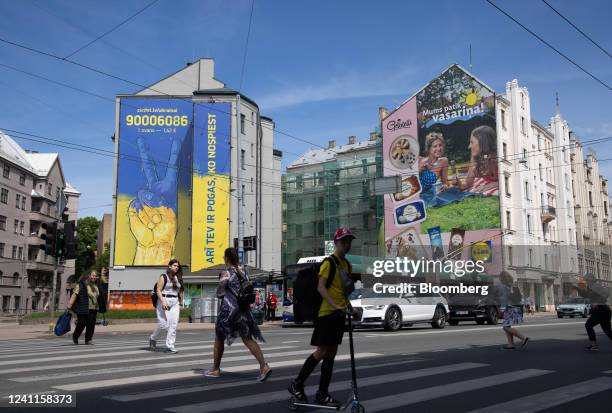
{"left": 0, "top": 320, "right": 284, "bottom": 341}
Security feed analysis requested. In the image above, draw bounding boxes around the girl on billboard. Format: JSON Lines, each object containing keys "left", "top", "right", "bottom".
{"left": 419, "top": 130, "right": 449, "bottom": 189}
{"left": 454, "top": 125, "right": 498, "bottom": 195}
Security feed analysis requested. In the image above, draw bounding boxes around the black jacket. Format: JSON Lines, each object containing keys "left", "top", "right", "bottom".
{"left": 72, "top": 280, "right": 107, "bottom": 315}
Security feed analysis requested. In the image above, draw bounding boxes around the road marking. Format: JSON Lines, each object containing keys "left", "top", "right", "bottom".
{"left": 363, "top": 321, "right": 584, "bottom": 337}
{"left": 365, "top": 369, "right": 553, "bottom": 412}
{"left": 0, "top": 339, "right": 216, "bottom": 359}
{"left": 0, "top": 346, "right": 295, "bottom": 375}
{"left": 467, "top": 377, "right": 612, "bottom": 413}
{"left": 52, "top": 353, "right": 382, "bottom": 391}
{"left": 603, "top": 370, "right": 612, "bottom": 374}
{"left": 11, "top": 348, "right": 306, "bottom": 382}
{"left": 281, "top": 340, "right": 301, "bottom": 344}
{"left": 164, "top": 362, "right": 488, "bottom": 413}
{"left": 107, "top": 358, "right": 425, "bottom": 402}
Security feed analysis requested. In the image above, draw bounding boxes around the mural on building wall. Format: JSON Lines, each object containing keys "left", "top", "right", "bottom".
{"left": 383, "top": 65, "right": 502, "bottom": 274}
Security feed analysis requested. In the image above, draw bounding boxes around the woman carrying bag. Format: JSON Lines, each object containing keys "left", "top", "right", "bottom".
{"left": 68, "top": 270, "right": 106, "bottom": 345}
{"left": 205, "top": 248, "right": 272, "bottom": 381}
{"left": 149, "top": 259, "right": 184, "bottom": 354}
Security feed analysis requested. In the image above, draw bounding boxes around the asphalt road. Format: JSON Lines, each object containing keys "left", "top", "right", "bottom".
{"left": 1, "top": 316, "right": 611, "bottom": 412}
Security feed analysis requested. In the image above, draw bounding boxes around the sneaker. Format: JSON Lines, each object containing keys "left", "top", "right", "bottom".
{"left": 72, "top": 337, "right": 78, "bottom": 345}
{"left": 258, "top": 364, "right": 272, "bottom": 382}
{"left": 164, "top": 348, "right": 178, "bottom": 354}
{"left": 586, "top": 344, "right": 600, "bottom": 351}
{"left": 521, "top": 337, "right": 530, "bottom": 349}
{"left": 315, "top": 390, "right": 340, "bottom": 407}
{"left": 149, "top": 338, "right": 156, "bottom": 351}
{"left": 502, "top": 345, "right": 516, "bottom": 350}
{"left": 85, "top": 341, "right": 94, "bottom": 345}
{"left": 288, "top": 380, "right": 307, "bottom": 402}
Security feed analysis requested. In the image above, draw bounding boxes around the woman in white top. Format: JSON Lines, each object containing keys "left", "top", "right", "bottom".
{"left": 149, "top": 259, "right": 184, "bottom": 353}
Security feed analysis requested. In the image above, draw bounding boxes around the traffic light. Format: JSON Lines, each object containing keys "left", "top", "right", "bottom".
{"left": 39, "top": 222, "right": 57, "bottom": 256}
{"left": 63, "top": 220, "right": 79, "bottom": 260}
{"left": 56, "top": 230, "right": 66, "bottom": 258}
{"left": 61, "top": 207, "right": 69, "bottom": 222}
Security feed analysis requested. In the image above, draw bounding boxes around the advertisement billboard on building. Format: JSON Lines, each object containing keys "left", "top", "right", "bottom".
{"left": 191, "top": 102, "right": 231, "bottom": 271}
{"left": 383, "top": 65, "right": 501, "bottom": 274}
{"left": 114, "top": 98, "right": 194, "bottom": 267}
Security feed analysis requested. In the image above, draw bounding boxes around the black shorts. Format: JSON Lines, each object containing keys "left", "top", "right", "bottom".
{"left": 310, "top": 311, "right": 346, "bottom": 347}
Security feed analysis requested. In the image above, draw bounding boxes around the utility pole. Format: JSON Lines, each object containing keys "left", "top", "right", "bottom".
{"left": 236, "top": 94, "right": 245, "bottom": 265}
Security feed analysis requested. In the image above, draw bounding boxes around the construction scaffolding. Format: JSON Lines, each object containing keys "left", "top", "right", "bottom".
{"left": 283, "top": 135, "right": 384, "bottom": 266}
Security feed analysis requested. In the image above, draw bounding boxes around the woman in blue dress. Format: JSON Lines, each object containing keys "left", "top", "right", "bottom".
{"left": 205, "top": 248, "right": 272, "bottom": 381}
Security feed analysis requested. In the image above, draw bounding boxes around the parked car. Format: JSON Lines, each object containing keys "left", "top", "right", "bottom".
{"left": 349, "top": 288, "right": 449, "bottom": 331}
{"left": 446, "top": 292, "right": 500, "bottom": 326}
{"left": 557, "top": 297, "right": 591, "bottom": 318}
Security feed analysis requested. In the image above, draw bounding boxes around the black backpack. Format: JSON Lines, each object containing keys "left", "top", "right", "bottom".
{"left": 151, "top": 274, "right": 168, "bottom": 308}
{"left": 230, "top": 268, "right": 256, "bottom": 311}
{"left": 293, "top": 255, "right": 351, "bottom": 323}
{"left": 510, "top": 286, "right": 523, "bottom": 306}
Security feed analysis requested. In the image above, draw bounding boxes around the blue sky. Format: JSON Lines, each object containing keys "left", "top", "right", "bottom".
{"left": 0, "top": 0, "right": 610, "bottom": 219}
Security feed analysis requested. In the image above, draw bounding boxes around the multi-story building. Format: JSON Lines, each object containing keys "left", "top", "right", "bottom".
{"left": 570, "top": 137, "right": 612, "bottom": 283}
{"left": 96, "top": 213, "right": 112, "bottom": 258}
{"left": 283, "top": 133, "right": 382, "bottom": 265}
{"left": 0, "top": 131, "right": 78, "bottom": 314}
{"left": 109, "top": 59, "right": 282, "bottom": 304}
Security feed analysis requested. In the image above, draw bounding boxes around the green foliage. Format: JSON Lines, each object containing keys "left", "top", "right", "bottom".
{"left": 420, "top": 196, "right": 501, "bottom": 234}
{"left": 75, "top": 216, "right": 100, "bottom": 277}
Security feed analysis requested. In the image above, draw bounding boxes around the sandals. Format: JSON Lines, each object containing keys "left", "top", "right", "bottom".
{"left": 204, "top": 369, "right": 221, "bottom": 378}
{"left": 258, "top": 364, "right": 272, "bottom": 382}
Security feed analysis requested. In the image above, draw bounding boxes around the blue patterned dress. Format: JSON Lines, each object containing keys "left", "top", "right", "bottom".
{"left": 215, "top": 267, "right": 265, "bottom": 346}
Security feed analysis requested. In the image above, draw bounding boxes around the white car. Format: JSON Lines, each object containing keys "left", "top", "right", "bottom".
{"left": 557, "top": 297, "right": 591, "bottom": 318}
{"left": 350, "top": 288, "right": 449, "bottom": 331}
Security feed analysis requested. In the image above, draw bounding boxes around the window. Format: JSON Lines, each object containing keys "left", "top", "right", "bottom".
{"left": 317, "top": 197, "right": 324, "bottom": 211}
{"left": 1, "top": 188, "right": 8, "bottom": 204}
{"left": 0, "top": 243, "right": 4, "bottom": 258}
{"left": 503, "top": 143, "right": 507, "bottom": 160}
{"left": 46, "top": 203, "right": 50, "bottom": 215}
{"left": 251, "top": 143, "right": 254, "bottom": 158}
{"left": 501, "top": 109, "right": 506, "bottom": 129}
{"left": 0, "top": 215, "right": 5, "bottom": 230}
{"left": 605, "top": 201, "right": 608, "bottom": 216}
{"left": 295, "top": 224, "right": 302, "bottom": 238}
{"left": 19, "top": 173, "right": 25, "bottom": 186}
{"left": 508, "top": 246, "right": 513, "bottom": 266}
{"left": 14, "top": 219, "right": 18, "bottom": 234}
{"left": 506, "top": 211, "right": 511, "bottom": 229}
{"left": 19, "top": 221, "right": 24, "bottom": 235}
{"left": 523, "top": 148, "right": 527, "bottom": 160}
{"left": 521, "top": 116, "right": 526, "bottom": 135}
{"left": 18, "top": 247, "right": 23, "bottom": 260}
{"left": 504, "top": 175, "right": 511, "bottom": 197}
{"left": 520, "top": 92, "right": 525, "bottom": 109}
{"left": 241, "top": 149, "right": 246, "bottom": 170}
{"left": 527, "top": 214, "right": 532, "bottom": 234}
{"left": 15, "top": 194, "right": 20, "bottom": 208}
{"left": 241, "top": 185, "right": 245, "bottom": 206}
{"left": 317, "top": 221, "right": 324, "bottom": 236}
{"left": 528, "top": 248, "right": 533, "bottom": 267}
{"left": 250, "top": 177, "right": 254, "bottom": 193}
{"left": 295, "top": 199, "right": 302, "bottom": 213}
{"left": 2, "top": 164, "right": 9, "bottom": 178}
{"left": 524, "top": 181, "right": 530, "bottom": 200}
{"left": 47, "top": 183, "right": 52, "bottom": 195}
{"left": 589, "top": 191, "right": 593, "bottom": 207}
{"left": 12, "top": 246, "right": 17, "bottom": 259}
{"left": 250, "top": 213, "right": 253, "bottom": 228}
{"left": 21, "top": 196, "right": 25, "bottom": 210}
{"left": 240, "top": 114, "right": 245, "bottom": 134}
{"left": 564, "top": 173, "right": 569, "bottom": 189}
{"left": 536, "top": 164, "right": 543, "bottom": 182}
{"left": 56, "top": 187, "right": 59, "bottom": 201}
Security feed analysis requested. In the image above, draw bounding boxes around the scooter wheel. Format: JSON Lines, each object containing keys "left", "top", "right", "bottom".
{"left": 351, "top": 404, "right": 365, "bottom": 413}
{"left": 288, "top": 396, "right": 299, "bottom": 411}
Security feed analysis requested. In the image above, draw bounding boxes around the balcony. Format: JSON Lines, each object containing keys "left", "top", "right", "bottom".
{"left": 26, "top": 258, "right": 58, "bottom": 273}
{"left": 29, "top": 211, "right": 51, "bottom": 222}
{"left": 27, "top": 233, "right": 44, "bottom": 246}
{"left": 541, "top": 205, "right": 556, "bottom": 224}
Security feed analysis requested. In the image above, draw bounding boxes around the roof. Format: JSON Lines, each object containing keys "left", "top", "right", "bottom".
{"left": 288, "top": 139, "right": 377, "bottom": 168}
{"left": 64, "top": 182, "right": 81, "bottom": 195}
{"left": 193, "top": 88, "right": 259, "bottom": 109}
{"left": 0, "top": 130, "right": 35, "bottom": 172}
{"left": 26, "top": 153, "right": 58, "bottom": 176}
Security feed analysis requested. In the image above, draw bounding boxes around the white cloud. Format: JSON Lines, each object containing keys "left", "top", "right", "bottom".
{"left": 257, "top": 66, "right": 418, "bottom": 110}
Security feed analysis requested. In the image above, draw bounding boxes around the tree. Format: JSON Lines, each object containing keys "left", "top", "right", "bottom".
{"left": 75, "top": 216, "right": 100, "bottom": 277}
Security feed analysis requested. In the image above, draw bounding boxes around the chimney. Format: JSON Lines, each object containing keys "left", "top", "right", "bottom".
{"left": 328, "top": 140, "right": 336, "bottom": 149}
{"left": 348, "top": 135, "right": 357, "bottom": 145}
{"left": 369, "top": 132, "right": 378, "bottom": 141}
{"left": 379, "top": 107, "right": 389, "bottom": 121}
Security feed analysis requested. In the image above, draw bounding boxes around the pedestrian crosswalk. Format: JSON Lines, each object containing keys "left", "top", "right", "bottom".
{"left": 1, "top": 335, "right": 612, "bottom": 412}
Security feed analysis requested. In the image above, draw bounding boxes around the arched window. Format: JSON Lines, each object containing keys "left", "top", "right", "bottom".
{"left": 13, "top": 272, "right": 19, "bottom": 286}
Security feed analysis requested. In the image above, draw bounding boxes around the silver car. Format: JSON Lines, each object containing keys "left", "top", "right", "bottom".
{"left": 557, "top": 297, "right": 591, "bottom": 318}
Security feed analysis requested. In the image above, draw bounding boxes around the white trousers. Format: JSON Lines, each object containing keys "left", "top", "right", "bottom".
{"left": 150, "top": 296, "right": 179, "bottom": 349}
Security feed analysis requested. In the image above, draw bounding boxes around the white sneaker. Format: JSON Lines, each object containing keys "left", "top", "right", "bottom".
{"left": 164, "top": 348, "right": 178, "bottom": 354}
